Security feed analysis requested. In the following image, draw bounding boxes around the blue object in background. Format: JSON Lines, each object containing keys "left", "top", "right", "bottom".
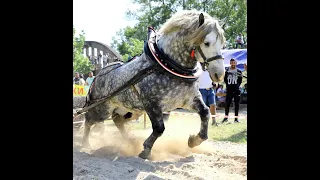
{"left": 222, "top": 49, "right": 247, "bottom": 71}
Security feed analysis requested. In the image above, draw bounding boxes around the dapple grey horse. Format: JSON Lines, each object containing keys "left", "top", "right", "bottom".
{"left": 80, "top": 10, "right": 226, "bottom": 159}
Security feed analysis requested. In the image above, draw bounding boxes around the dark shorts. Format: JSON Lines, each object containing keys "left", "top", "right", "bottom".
{"left": 199, "top": 88, "right": 216, "bottom": 106}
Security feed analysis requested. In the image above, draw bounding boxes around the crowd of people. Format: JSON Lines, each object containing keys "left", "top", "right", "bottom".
{"left": 198, "top": 58, "right": 247, "bottom": 126}
{"left": 73, "top": 71, "right": 96, "bottom": 92}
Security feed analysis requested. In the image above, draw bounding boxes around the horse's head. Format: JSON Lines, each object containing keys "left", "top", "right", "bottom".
{"left": 190, "top": 13, "right": 226, "bottom": 82}
{"left": 158, "top": 10, "right": 226, "bottom": 82}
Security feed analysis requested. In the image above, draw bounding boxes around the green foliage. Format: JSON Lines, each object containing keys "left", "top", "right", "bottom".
{"left": 208, "top": 0, "right": 247, "bottom": 46}
{"left": 111, "top": 0, "right": 247, "bottom": 56}
{"left": 112, "top": 0, "right": 177, "bottom": 58}
{"left": 111, "top": 27, "right": 145, "bottom": 61}
{"left": 73, "top": 26, "right": 94, "bottom": 74}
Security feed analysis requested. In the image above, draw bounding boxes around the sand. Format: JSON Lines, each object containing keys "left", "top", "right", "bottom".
{"left": 73, "top": 110, "right": 247, "bottom": 180}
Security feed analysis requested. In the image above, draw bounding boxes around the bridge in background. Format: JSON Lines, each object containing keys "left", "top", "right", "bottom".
{"left": 83, "top": 41, "right": 123, "bottom": 74}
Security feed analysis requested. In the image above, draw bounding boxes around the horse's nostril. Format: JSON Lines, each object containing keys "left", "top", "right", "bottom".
{"left": 214, "top": 73, "right": 219, "bottom": 79}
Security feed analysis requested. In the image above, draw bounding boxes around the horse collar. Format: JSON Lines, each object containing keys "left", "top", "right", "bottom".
{"left": 145, "top": 27, "right": 200, "bottom": 80}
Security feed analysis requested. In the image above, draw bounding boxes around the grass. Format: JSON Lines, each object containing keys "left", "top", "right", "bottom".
{"left": 208, "top": 119, "right": 247, "bottom": 143}
{"left": 113, "top": 112, "right": 247, "bottom": 144}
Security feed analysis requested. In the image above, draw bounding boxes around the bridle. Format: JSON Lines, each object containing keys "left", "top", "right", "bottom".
{"left": 195, "top": 45, "right": 224, "bottom": 71}
{"left": 191, "top": 34, "right": 224, "bottom": 71}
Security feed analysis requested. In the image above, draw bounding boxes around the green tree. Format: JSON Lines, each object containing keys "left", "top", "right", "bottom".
{"left": 111, "top": 27, "right": 145, "bottom": 61}
{"left": 112, "top": 0, "right": 177, "bottom": 60}
{"left": 111, "top": 0, "right": 247, "bottom": 53}
{"left": 208, "top": 0, "right": 247, "bottom": 47}
{"left": 73, "top": 26, "right": 93, "bottom": 74}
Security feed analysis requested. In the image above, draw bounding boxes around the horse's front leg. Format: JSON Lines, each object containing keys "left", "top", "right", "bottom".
{"left": 138, "top": 103, "right": 165, "bottom": 159}
{"left": 188, "top": 94, "right": 210, "bottom": 148}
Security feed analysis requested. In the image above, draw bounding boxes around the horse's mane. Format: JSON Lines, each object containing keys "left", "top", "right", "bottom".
{"left": 159, "top": 10, "right": 225, "bottom": 46}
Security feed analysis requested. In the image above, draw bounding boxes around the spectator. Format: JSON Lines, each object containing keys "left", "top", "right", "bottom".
{"left": 103, "top": 55, "right": 108, "bottom": 68}
{"left": 235, "top": 33, "right": 244, "bottom": 49}
{"left": 85, "top": 71, "right": 95, "bottom": 92}
{"left": 221, "top": 58, "right": 243, "bottom": 123}
{"left": 241, "top": 84, "right": 247, "bottom": 94}
{"left": 216, "top": 84, "right": 226, "bottom": 109}
{"left": 73, "top": 72, "right": 85, "bottom": 86}
{"left": 198, "top": 69, "right": 218, "bottom": 126}
{"left": 240, "top": 83, "right": 247, "bottom": 104}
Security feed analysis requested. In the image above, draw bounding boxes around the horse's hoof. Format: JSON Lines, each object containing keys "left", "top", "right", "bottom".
{"left": 188, "top": 134, "right": 204, "bottom": 148}
{"left": 138, "top": 149, "right": 151, "bottom": 159}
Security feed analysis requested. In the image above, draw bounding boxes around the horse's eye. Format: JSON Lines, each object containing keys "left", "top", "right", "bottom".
{"left": 204, "top": 42, "right": 210, "bottom": 47}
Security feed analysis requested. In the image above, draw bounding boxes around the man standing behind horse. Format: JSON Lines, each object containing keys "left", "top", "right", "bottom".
{"left": 221, "top": 58, "right": 243, "bottom": 123}
{"left": 199, "top": 69, "right": 218, "bottom": 126}
{"left": 85, "top": 71, "right": 95, "bottom": 92}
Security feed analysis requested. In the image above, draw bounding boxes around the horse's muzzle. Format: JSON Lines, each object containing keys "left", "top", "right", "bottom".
{"left": 211, "top": 72, "right": 224, "bottom": 83}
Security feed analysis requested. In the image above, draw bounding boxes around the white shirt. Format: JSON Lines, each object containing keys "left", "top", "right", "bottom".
{"left": 198, "top": 70, "right": 213, "bottom": 89}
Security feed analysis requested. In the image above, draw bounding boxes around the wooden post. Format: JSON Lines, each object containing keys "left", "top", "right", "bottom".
{"left": 144, "top": 113, "right": 146, "bottom": 129}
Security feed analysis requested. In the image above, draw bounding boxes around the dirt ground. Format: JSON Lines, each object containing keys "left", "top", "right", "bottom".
{"left": 73, "top": 109, "right": 247, "bottom": 180}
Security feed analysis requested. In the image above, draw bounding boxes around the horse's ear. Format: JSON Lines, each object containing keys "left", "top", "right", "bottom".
{"left": 218, "top": 20, "right": 226, "bottom": 27}
{"left": 218, "top": 17, "right": 227, "bottom": 27}
{"left": 199, "top": 13, "right": 204, "bottom": 27}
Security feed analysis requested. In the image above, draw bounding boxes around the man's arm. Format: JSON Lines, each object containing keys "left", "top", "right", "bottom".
{"left": 224, "top": 68, "right": 228, "bottom": 84}
{"left": 237, "top": 70, "right": 243, "bottom": 86}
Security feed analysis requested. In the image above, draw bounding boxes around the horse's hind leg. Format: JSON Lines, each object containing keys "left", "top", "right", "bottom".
{"left": 187, "top": 94, "right": 210, "bottom": 148}
{"left": 82, "top": 102, "right": 112, "bottom": 148}
{"left": 82, "top": 119, "right": 94, "bottom": 148}
{"left": 112, "top": 112, "right": 131, "bottom": 139}
{"left": 92, "top": 121, "right": 105, "bottom": 136}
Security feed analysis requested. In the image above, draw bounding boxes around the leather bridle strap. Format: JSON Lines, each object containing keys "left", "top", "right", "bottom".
{"left": 196, "top": 45, "right": 224, "bottom": 63}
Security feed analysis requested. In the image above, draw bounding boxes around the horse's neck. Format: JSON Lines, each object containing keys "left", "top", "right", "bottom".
{"left": 158, "top": 35, "right": 197, "bottom": 69}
